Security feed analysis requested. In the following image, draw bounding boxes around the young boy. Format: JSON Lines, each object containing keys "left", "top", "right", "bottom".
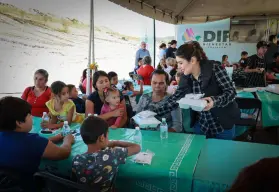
{"left": 108, "top": 71, "right": 119, "bottom": 89}
{"left": 72, "top": 116, "right": 140, "bottom": 191}
{"left": 0, "top": 97, "right": 74, "bottom": 191}
{"left": 239, "top": 51, "right": 248, "bottom": 68}
{"left": 68, "top": 84, "right": 85, "bottom": 113}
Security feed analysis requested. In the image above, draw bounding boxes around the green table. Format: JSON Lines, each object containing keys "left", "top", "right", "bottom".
{"left": 256, "top": 91, "right": 279, "bottom": 127}
{"left": 192, "top": 139, "right": 279, "bottom": 192}
{"left": 236, "top": 91, "right": 254, "bottom": 98}
{"left": 32, "top": 117, "right": 206, "bottom": 192}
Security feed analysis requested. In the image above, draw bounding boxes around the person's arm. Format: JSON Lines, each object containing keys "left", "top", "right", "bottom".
{"left": 85, "top": 100, "right": 94, "bottom": 117}
{"left": 66, "top": 106, "right": 75, "bottom": 125}
{"left": 48, "top": 134, "right": 63, "bottom": 143}
{"left": 244, "top": 57, "right": 261, "bottom": 73}
{"left": 42, "top": 134, "right": 74, "bottom": 160}
{"left": 150, "top": 77, "right": 190, "bottom": 116}
{"left": 210, "top": 65, "right": 237, "bottom": 108}
{"left": 117, "top": 100, "right": 127, "bottom": 128}
{"left": 170, "top": 107, "right": 183, "bottom": 133}
{"left": 133, "top": 81, "right": 143, "bottom": 96}
{"left": 49, "top": 114, "right": 64, "bottom": 129}
{"left": 108, "top": 140, "right": 140, "bottom": 157}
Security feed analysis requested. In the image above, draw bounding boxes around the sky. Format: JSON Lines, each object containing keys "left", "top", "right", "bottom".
{"left": 0, "top": 0, "right": 175, "bottom": 37}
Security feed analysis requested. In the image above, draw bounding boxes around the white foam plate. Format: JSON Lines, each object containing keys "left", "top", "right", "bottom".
{"left": 243, "top": 88, "right": 257, "bottom": 92}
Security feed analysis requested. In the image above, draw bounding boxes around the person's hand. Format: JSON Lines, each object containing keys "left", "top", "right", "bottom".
{"left": 64, "top": 134, "right": 75, "bottom": 145}
{"left": 139, "top": 80, "right": 144, "bottom": 85}
{"left": 122, "top": 90, "right": 128, "bottom": 95}
{"left": 110, "top": 125, "right": 118, "bottom": 129}
{"left": 41, "top": 122, "right": 57, "bottom": 129}
{"left": 202, "top": 97, "right": 214, "bottom": 111}
{"left": 111, "top": 108, "right": 124, "bottom": 117}
{"left": 255, "top": 67, "right": 263, "bottom": 73}
{"left": 82, "top": 95, "right": 88, "bottom": 100}
{"left": 108, "top": 140, "right": 118, "bottom": 148}
{"left": 49, "top": 134, "right": 63, "bottom": 143}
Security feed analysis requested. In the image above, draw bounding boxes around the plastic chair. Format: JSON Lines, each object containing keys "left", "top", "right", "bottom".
{"left": 0, "top": 167, "right": 24, "bottom": 192}
{"left": 235, "top": 97, "right": 262, "bottom": 127}
{"left": 34, "top": 171, "right": 93, "bottom": 192}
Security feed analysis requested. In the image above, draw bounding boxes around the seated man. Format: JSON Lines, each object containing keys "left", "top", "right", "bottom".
{"left": 136, "top": 70, "right": 183, "bottom": 132}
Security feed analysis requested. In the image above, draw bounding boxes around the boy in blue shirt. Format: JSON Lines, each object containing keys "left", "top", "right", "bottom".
{"left": 0, "top": 97, "right": 75, "bottom": 191}
{"left": 72, "top": 116, "right": 140, "bottom": 191}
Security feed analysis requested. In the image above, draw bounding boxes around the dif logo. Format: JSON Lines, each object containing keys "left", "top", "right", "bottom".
{"left": 203, "top": 30, "right": 230, "bottom": 42}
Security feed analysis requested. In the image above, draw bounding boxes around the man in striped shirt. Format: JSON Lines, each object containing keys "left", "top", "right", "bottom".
{"left": 244, "top": 41, "right": 268, "bottom": 87}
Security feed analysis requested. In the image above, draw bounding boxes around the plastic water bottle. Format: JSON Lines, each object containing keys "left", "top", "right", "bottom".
{"left": 160, "top": 118, "right": 168, "bottom": 139}
{"left": 134, "top": 126, "right": 142, "bottom": 149}
{"left": 42, "top": 112, "right": 49, "bottom": 123}
{"left": 88, "top": 113, "right": 92, "bottom": 117}
{"left": 94, "top": 114, "right": 98, "bottom": 117}
{"left": 62, "top": 121, "right": 71, "bottom": 136}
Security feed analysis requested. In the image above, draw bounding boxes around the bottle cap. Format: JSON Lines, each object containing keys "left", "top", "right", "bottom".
{"left": 94, "top": 114, "right": 98, "bottom": 117}
{"left": 162, "top": 118, "right": 166, "bottom": 122}
{"left": 64, "top": 121, "right": 68, "bottom": 125}
{"left": 135, "top": 126, "right": 140, "bottom": 130}
{"left": 43, "top": 112, "right": 47, "bottom": 115}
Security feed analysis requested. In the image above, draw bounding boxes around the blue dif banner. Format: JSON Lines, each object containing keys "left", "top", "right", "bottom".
{"left": 176, "top": 19, "right": 256, "bottom": 63}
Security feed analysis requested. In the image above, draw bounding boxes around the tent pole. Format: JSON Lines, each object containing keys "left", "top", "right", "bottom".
{"left": 86, "top": 0, "right": 94, "bottom": 95}
{"left": 153, "top": 18, "right": 156, "bottom": 68}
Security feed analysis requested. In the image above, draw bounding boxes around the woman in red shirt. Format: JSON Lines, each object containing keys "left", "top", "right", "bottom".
{"left": 137, "top": 56, "right": 154, "bottom": 85}
{"left": 21, "top": 69, "right": 51, "bottom": 117}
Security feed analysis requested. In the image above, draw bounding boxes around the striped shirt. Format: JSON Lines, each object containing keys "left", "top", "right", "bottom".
{"left": 245, "top": 54, "right": 266, "bottom": 87}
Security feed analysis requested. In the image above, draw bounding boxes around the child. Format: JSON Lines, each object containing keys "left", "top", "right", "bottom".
{"left": 72, "top": 116, "right": 140, "bottom": 191}
{"left": 239, "top": 51, "right": 248, "bottom": 68}
{"left": 101, "top": 87, "right": 124, "bottom": 128}
{"left": 0, "top": 97, "right": 74, "bottom": 191}
{"left": 170, "top": 72, "right": 182, "bottom": 85}
{"left": 43, "top": 81, "right": 84, "bottom": 129}
{"left": 68, "top": 84, "right": 85, "bottom": 114}
{"left": 122, "top": 80, "right": 143, "bottom": 113}
{"left": 168, "top": 72, "right": 182, "bottom": 94}
{"left": 108, "top": 71, "right": 119, "bottom": 89}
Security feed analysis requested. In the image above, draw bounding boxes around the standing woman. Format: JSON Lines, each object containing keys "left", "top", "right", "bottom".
{"left": 21, "top": 69, "right": 51, "bottom": 117}
{"left": 150, "top": 42, "right": 240, "bottom": 140}
{"left": 159, "top": 43, "right": 167, "bottom": 60}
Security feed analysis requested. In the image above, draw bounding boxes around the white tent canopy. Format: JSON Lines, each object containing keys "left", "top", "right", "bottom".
{"left": 109, "top": 0, "right": 279, "bottom": 24}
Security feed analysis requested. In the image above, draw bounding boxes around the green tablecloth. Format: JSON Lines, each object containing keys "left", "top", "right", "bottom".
{"left": 32, "top": 117, "right": 206, "bottom": 192}
{"left": 192, "top": 139, "right": 279, "bottom": 192}
{"left": 256, "top": 91, "right": 279, "bottom": 127}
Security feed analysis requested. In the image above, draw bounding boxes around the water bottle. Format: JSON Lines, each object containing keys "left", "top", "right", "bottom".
{"left": 62, "top": 121, "right": 71, "bottom": 136}
{"left": 134, "top": 126, "right": 142, "bottom": 149}
{"left": 41, "top": 112, "right": 49, "bottom": 129}
{"left": 42, "top": 112, "right": 49, "bottom": 123}
{"left": 94, "top": 114, "right": 98, "bottom": 117}
{"left": 160, "top": 118, "right": 168, "bottom": 139}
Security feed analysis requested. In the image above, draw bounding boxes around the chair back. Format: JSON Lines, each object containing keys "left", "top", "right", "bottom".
{"left": 235, "top": 98, "right": 262, "bottom": 110}
{"left": 34, "top": 171, "right": 93, "bottom": 192}
{"left": 235, "top": 97, "right": 262, "bottom": 122}
{"left": 0, "top": 167, "right": 24, "bottom": 192}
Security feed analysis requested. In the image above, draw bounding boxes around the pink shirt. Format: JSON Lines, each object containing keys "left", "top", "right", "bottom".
{"left": 100, "top": 104, "right": 123, "bottom": 127}
{"left": 82, "top": 78, "right": 92, "bottom": 93}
